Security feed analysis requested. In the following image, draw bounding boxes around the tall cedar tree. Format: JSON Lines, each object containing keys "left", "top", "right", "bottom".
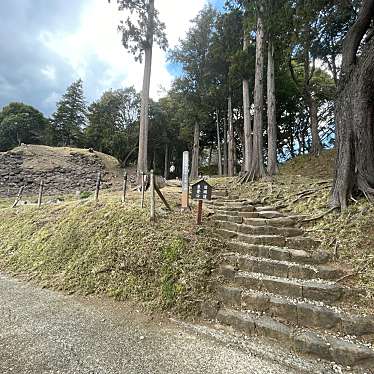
{"left": 51, "top": 79, "right": 87, "bottom": 147}
{"left": 331, "top": 0, "right": 374, "bottom": 209}
{"left": 110, "top": 0, "right": 167, "bottom": 181}
{"left": 169, "top": 6, "right": 217, "bottom": 179}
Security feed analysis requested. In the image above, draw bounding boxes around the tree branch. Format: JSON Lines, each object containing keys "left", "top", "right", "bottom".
{"left": 341, "top": 0, "right": 374, "bottom": 72}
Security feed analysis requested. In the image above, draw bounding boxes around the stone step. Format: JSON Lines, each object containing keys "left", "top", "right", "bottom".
{"left": 214, "top": 205, "right": 255, "bottom": 212}
{"left": 243, "top": 217, "right": 296, "bottom": 227}
{"left": 215, "top": 210, "right": 260, "bottom": 219}
{"left": 213, "top": 215, "right": 243, "bottom": 224}
{"left": 209, "top": 200, "right": 253, "bottom": 207}
{"left": 227, "top": 240, "right": 330, "bottom": 265}
{"left": 216, "top": 308, "right": 374, "bottom": 368}
{"left": 211, "top": 190, "right": 228, "bottom": 197}
{"left": 215, "top": 220, "right": 303, "bottom": 238}
{"left": 226, "top": 270, "right": 348, "bottom": 304}
{"left": 257, "top": 211, "right": 285, "bottom": 219}
{"left": 286, "top": 236, "right": 321, "bottom": 251}
{"left": 236, "top": 233, "right": 286, "bottom": 247}
{"left": 255, "top": 206, "right": 277, "bottom": 212}
{"left": 227, "top": 231, "right": 321, "bottom": 252}
{"left": 224, "top": 254, "right": 344, "bottom": 281}
{"left": 217, "top": 286, "right": 374, "bottom": 338}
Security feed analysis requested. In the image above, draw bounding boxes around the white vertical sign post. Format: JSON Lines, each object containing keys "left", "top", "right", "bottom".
{"left": 181, "top": 151, "right": 189, "bottom": 211}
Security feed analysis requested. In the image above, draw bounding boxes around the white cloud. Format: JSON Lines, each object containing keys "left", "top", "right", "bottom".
{"left": 39, "top": 0, "right": 207, "bottom": 102}
{"left": 41, "top": 65, "right": 56, "bottom": 81}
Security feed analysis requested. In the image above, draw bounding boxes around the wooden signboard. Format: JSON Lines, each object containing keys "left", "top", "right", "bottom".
{"left": 191, "top": 179, "right": 213, "bottom": 224}
{"left": 191, "top": 179, "right": 212, "bottom": 201}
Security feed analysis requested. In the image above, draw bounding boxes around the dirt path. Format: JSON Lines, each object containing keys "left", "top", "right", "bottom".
{"left": 0, "top": 272, "right": 324, "bottom": 374}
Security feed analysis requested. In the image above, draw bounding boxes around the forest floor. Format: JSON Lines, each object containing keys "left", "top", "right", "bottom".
{"left": 210, "top": 150, "right": 374, "bottom": 308}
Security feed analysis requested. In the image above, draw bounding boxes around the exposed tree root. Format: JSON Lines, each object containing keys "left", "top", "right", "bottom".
{"left": 302, "top": 206, "right": 338, "bottom": 223}
{"left": 335, "top": 261, "right": 370, "bottom": 283}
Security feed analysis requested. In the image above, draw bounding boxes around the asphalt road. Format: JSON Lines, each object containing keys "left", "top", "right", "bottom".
{"left": 0, "top": 272, "right": 320, "bottom": 374}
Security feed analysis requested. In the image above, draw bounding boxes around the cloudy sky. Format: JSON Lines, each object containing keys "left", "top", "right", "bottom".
{"left": 0, "top": 0, "right": 224, "bottom": 116}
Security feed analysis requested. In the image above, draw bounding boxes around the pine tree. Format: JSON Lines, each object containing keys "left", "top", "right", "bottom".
{"left": 52, "top": 79, "right": 87, "bottom": 147}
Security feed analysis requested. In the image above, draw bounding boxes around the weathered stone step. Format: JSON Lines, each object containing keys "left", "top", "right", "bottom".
{"left": 213, "top": 215, "right": 243, "bottom": 224}
{"left": 257, "top": 211, "right": 285, "bottom": 219}
{"left": 215, "top": 220, "right": 303, "bottom": 238}
{"left": 216, "top": 308, "right": 374, "bottom": 368}
{"left": 243, "top": 217, "right": 296, "bottom": 227}
{"left": 226, "top": 270, "right": 348, "bottom": 304}
{"left": 208, "top": 200, "right": 253, "bottom": 207}
{"left": 215, "top": 210, "right": 260, "bottom": 219}
{"left": 211, "top": 189, "right": 228, "bottom": 198}
{"left": 217, "top": 286, "right": 374, "bottom": 338}
{"left": 218, "top": 228, "right": 319, "bottom": 251}
{"left": 224, "top": 253, "right": 344, "bottom": 280}
{"left": 214, "top": 205, "right": 255, "bottom": 212}
{"left": 286, "top": 236, "right": 322, "bottom": 251}
{"left": 227, "top": 240, "right": 330, "bottom": 265}
{"left": 255, "top": 206, "right": 278, "bottom": 212}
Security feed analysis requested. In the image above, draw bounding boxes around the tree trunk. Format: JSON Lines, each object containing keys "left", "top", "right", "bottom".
{"left": 216, "top": 110, "right": 223, "bottom": 176}
{"left": 164, "top": 143, "right": 169, "bottom": 179}
{"left": 267, "top": 39, "right": 278, "bottom": 175}
{"left": 223, "top": 116, "right": 228, "bottom": 176}
{"left": 308, "top": 94, "right": 321, "bottom": 155}
{"left": 208, "top": 145, "right": 213, "bottom": 167}
{"left": 227, "top": 93, "right": 235, "bottom": 177}
{"left": 136, "top": 0, "right": 154, "bottom": 182}
{"left": 243, "top": 32, "right": 252, "bottom": 172}
{"left": 191, "top": 122, "right": 200, "bottom": 179}
{"left": 303, "top": 41, "right": 322, "bottom": 157}
{"left": 247, "top": 10, "right": 266, "bottom": 181}
{"left": 331, "top": 0, "right": 374, "bottom": 209}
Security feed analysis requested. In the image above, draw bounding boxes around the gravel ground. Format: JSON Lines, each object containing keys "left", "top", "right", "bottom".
{"left": 0, "top": 272, "right": 330, "bottom": 374}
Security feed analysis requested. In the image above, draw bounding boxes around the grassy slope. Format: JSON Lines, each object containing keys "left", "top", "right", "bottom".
{"left": 0, "top": 190, "right": 224, "bottom": 317}
{"left": 9, "top": 144, "right": 122, "bottom": 174}
{"left": 211, "top": 150, "right": 374, "bottom": 304}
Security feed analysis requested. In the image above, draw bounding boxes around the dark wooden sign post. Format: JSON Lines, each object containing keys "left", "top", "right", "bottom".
{"left": 191, "top": 179, "right": 213, "bottom": 225}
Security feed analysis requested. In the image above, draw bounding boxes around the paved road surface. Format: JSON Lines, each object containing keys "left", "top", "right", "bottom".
{"left": 0, "top": 272, "right": 322, "bottom": 374}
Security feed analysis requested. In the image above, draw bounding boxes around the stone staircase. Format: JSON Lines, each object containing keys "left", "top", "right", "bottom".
{"left": 205, "top": 193, "right": 374, "bottom": 370}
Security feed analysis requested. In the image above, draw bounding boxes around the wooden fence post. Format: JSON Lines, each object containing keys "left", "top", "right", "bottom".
{"left": 122, "top": 171, "right": 128, "bottom": 203}
{"left": 95, "top": 172, "right": 101, "bottom": 203}
{"left": 12, "top": 186, "right": 25, "bottom": 208}
{"left": 196, "top": 200, "right": 203, "bottom": 225}
{"left": 37, "top": 180, "right": 44, "bottom": 208}
{"left": 140, "top": 173, "right": 145, "bottom": 208}
{"left": 150, "top": 170, "right": 155, "bottom": 221}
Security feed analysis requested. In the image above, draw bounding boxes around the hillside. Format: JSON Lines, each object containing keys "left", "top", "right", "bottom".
{"left": 0, "top": 145, "right": 123, "bottom": 197}
{"left": 0, "top": 189, "right": 224, "bottom": 316}
{"left": 211, "top": 150, "right": 374, "bottom": 305}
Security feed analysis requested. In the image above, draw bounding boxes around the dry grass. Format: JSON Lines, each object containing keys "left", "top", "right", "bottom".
{"left": 0, "top": 188, "right": 224, "bottom": 317}
{"left": 9, "top": 144, "right": 122, "bottom": 174}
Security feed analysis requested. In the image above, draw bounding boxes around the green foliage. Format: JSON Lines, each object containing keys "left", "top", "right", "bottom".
{"left": 112, "top": 0, "right": 168, "bottom": 62}
{"left": 0, "top": 102, "right": 50, "bottom": 151}
{"left": 85, "top": 87, "right": 140, "bottom": 163}
{"left": 51, "top": 79, "right": 87, "bottom": 147}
